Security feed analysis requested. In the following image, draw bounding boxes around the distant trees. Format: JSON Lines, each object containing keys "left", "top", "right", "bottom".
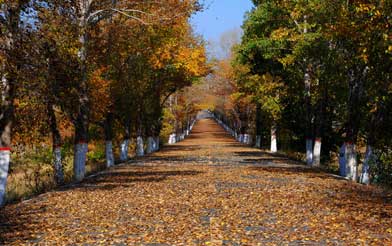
{"left": 229, "top": 0, "right": 392, "bottom": 184}
{"left": 0, "top": 0, "right": 207, "bottom": 205}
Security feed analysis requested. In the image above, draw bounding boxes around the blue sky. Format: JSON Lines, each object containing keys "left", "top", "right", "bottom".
{"left": 191, "top": 0, "right": 254, "bottom": 42}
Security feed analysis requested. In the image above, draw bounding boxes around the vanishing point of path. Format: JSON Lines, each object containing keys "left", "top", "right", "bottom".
{"left": 1, "top": 118, "right": 392, "bottom": 245}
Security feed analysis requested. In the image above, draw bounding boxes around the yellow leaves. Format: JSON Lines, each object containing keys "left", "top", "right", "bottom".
{"left": 271, "top": 28, "right": 290, "bottom": 41}
{"left": 174, "top": 45, "right": 208, "bottom": 77}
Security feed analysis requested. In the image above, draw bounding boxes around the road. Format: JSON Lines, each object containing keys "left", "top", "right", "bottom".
{"left": 1, "top": 118, "right": 391, "bottom": 245}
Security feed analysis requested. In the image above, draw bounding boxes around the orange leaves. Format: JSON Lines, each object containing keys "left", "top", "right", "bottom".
{"left": 88, "top": 67, "right": 112, "bottom": 122}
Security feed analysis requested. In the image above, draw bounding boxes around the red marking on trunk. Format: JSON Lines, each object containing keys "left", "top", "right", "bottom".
{"left": 77, "top": 140, "right": 88, "bottom": 145}
{"left": 0, "top": 147, "right": 11, "bottom": 151}
{"left": 315, "top": 138, "right": 322, "bottom": 143}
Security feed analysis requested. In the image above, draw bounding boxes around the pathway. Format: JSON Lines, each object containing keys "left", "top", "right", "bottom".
{"left": 1, "top": 118, "right": 392, "bottom": 245}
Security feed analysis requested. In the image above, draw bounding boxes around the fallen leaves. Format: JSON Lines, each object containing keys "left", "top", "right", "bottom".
{"left": 1, "top": 119, "right": 392, "bottom": 245}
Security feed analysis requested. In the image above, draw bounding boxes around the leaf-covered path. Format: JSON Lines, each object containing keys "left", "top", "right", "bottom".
{"left": 1, "top": 118, "right": 392, "bottom": 245}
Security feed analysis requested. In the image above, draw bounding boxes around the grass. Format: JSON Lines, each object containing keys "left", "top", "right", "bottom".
{"left": 5, "top": 141, "right": 121, "bottom": 204}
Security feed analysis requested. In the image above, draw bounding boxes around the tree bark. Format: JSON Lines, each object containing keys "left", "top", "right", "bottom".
{"left": 312, "top": 138, "right": 322, "bottom": 167}
{"left": 255, "top": 103, "right": 262, "bottom": 148}
{"left": 146, "top": 136, "right": 155, "bottom": 154}
{"left": 339, "top": 67, "right": 366, "bottom": 181}
{"left": 312, "top": 88, "right": 327, "bottom": 167}
{"left": 47, "top": 103, "right": 64, "bottom": 184}
{"left": 360, "top": 109, "right": 381, "bottom": 184}
{"left": 154, "top": 136, "right": 160, "bottom": 151}
{"left": 136, "top": 136, "right": 144, "bottom": 156}
{"left": 73, "top": 4, "right": 90, "bottom": 182}
{"left": 270, "top": 123, "right": 277, "bottom": 153}
{"left": 0, "top": 72, "right": 13, "bottom": 206}
{"left": 305, "top": 66, "right": 313, "bottom": 165}
{"left": 0, "top": 4, "right": 21, "bottom": 205}
{"left": 303, "top": 16, "right": 313, "bottom": 166}
{"left": 345, "top": 142, "right": 358, "bottom": 181}
{"left": 104, "top": 113, "right": 114, "bottom": 167}
{"left": 360, "top": 145, "right": 373, "bottom": 185}
{"left": 120, "top": 121, "right": 131, "bottom": 162}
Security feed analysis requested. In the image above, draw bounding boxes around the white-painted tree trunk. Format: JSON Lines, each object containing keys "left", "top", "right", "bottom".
{"left": 136, "top": 136, "right": 144, "bottom": 157}
{"left": 105, "top": 141, "right": 114, "bottom": 168}
{"left": 360, "top": 145, "right": 373, "bottom": 185}
{"left": 312, "top": 138, "right": 322, "bottom": 166}
{"left": 168, "top": 134, "right": 176, "bottom": 144}
{"left": 306, "top": 138, "right": 313, "bottom": 166}
{"left": 339, "top": 143, "right": 347, "bottom": 177}
{"left": 74, "top": 143, "right": 88, "bottom": 182}
{"left": 340, "top": 143, "right": 358, "bottom": 181}
{"left": 244, "top": 134, "right": 252, "bottom": 145}
{"left": 270, "top": 126, "right": 277, "bottom": 153}
{"left": 238, "top": 134, "right": 244, "bottom": 143}
{"left": 346, "top": 143, "right": 358, "bottom": 181}
{"left": 120, "top": 139, "right": 129, "bottom": 162}
{"left": 154, "top": 137, "right": 160, "bottom": 151}
{"left": 146, "top": 137, "right": 155, "bottom": 154}
{"left": 0, "top": 149, "right": 10, "bottom": 206}
{"left": 53, "top": 147, "right": 64, "bottom": 183}
{"left": 255, "top": 135, "right": 262, "bottom": 148}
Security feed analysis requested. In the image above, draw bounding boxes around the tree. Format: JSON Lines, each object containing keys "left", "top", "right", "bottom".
{"left": 0, "top": 0, "right": 31, "bottom": 205}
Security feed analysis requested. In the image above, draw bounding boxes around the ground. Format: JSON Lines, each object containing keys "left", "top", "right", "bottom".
{"left": 1, "top": 118, "right": 392, "bottom": 245}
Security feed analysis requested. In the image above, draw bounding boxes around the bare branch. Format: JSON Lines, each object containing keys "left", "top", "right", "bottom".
{"left": 87, "top": 8, "right": 152, "bottom": 25}
{"left": 111, "top": 8, "right": 149, "bottom": 25}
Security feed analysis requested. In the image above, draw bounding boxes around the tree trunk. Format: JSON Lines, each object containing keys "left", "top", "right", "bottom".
{"left": 120, "top": 122, "right": 131, "bottom": 162}
{"left": 73, "top": 104, "right": 89, "bottom": 182}
{"left": 312, "top": 89, "right": 327, "bottom": 167}
{"left": 255, "top": 103, "right": 262, "bottom": 148}
{"left": 339, "top": 143, "right": 347, "bottom": 177}
{"left": 244, "top": 134, "right": 252, "bottom": 145}
{"left": 360, "top": 145, "right": 373, "bottom": 185}
{"left": 154, "top": 136, "right": 160, "bottom": 151}
{"left": 304, "top": 67, "right": 313, "bottom": 165}
{"left": 146, "top": 136, "right": 155, "bottom": 154}
{"left": 360, "top": 105, "right": 383, "bottom": 184}
{"left": 340, "top": 67, "right": 366, "bottom": 181}
{"left": 103, "top": 1, "right": 117, "bottom": 168}
{"left": 312, "top": 138, "right": 322, "bottom": 167}
{"left": 168, "top": 133, "right": 176, "bottom": 144}
{"left": 73, "top": 10, "right": 90, "bottom": 182}
{"left": 47, "top": 103, "right": 64, "bottom": 184}
{"left": 120, "top": 139, "right": 129, "bottom": 161}
{"left": 0, "top": 4, "right": 23, "bottom": 206}
{"left": 345, "top": 142, "right": 358, "bottom": 181}
{"left": 104, "top": 113, "right": 114, "bottom": 167}
{"left": 303, "top": 16, "right": 313, "bottom": 166}
{"left": 0, "top": 73, "right": 13, "bottom": 206}
{"left": 306, "top": 138, "right": 313, "bottom": 165}
{"left": 136, "top": 136, "right": 144, "bottom": 157}
{"left": 339, "top": 142, "right": 359, "bottom": 182}
{"left": 270, "top": 123, "right": 277, "bottom": 153}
